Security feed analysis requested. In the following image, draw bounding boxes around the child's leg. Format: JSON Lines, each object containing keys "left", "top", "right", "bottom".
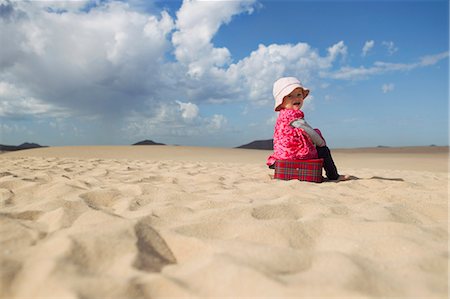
{"left": 316, "top": 146, "right": 339, "bottom": 180}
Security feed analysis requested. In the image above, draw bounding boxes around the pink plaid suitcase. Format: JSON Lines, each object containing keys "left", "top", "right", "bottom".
{"left": 274, "top": 159, "right": 324, "bottom": 183}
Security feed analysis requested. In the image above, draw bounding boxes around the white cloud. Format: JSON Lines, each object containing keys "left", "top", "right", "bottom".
{"left": 327, "top": 41, "right": 347, "bottom": 62}
{"left": 325, "top": 52, "right": 448, "bottom": 80}
{"left": 176, "top": 101, "right": 199, "bottom": 120}
{"left": 123, "top": 100, "right": 227, "bottom": 139}
{"left": 382, "top": 83, "right": 395, "bottom": 93}
{"left": 8, "top": 0, "right": 92, "bottom": 13}
{"left": 172, "top": 0, "right": 256, "bottom": 77}
{"left": 207, "top": 114, "right": 227, "bottom": 131}
{"left": 0, "top": 81, "right": 69, "bottom": 118}
{"left": 419, "top": 52, "right": 449, "bottom": 66}
{"left": 382, "top": 41, "right": 398, "bottom": 55}
{"left": 224, "top": 41, "right": 346, "bottom": 106}
{"left": 1, "top": 0, "right": 447, "bottom": 144}
{"left": 0, "top": 0, "right": 174, "bottom": 119}
{"left": 362, "top": 40, "right": 374, "bottom": 56}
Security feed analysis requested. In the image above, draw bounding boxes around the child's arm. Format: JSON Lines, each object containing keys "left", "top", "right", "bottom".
{"left": 290, "top": 119, "right": 326, "bottom": 147}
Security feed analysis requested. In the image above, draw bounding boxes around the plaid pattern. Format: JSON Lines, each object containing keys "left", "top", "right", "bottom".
{"left": 274, "top": 159, "right": 323, "bottom": 183}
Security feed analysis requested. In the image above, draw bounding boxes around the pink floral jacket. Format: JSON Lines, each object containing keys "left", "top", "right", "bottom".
{"left": 267, "top": 109, "right": 318, "bottom": 166}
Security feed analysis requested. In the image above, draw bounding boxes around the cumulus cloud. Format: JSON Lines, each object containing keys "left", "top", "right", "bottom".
{"left": 362, "top": 40, "right": 374, "bottom": 56}
{"left": 382, "top": 83, "right": 395, "bottom": 93}
{"left": 224, "top": 41, "right": 347, "bottom": 107}
{"left": 172, "top": 0, "right": 256, "bottom": 77}
{"left": 0, "top": 0, "right": 174, "bottom": 120}
{"left": 1, "top": 0, "right": 447, "bottom": 144}
{"left": 176, "top": 101, "right": 199, "bottom": 120}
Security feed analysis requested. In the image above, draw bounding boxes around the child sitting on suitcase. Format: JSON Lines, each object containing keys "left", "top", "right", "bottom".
{"left": 267, "top": 76, "right": 350, "bottom": 181}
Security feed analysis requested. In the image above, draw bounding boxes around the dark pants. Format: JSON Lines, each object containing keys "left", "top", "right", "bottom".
{"left": 316, "top": 146, "right": 339, "bottom": 180}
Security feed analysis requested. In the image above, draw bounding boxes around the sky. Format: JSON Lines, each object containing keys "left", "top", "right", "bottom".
{"left": 0, "top": 0, "right": 448, "bottom": 148}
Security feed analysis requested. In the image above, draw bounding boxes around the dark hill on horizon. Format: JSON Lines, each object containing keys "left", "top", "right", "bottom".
{"left": 236, "top": 139, "right": 273, "bottom": 150}
{"left": 132, "top": 140, "right": 166, "bottom": 146}
{"left": 0, "top": 142, "right": 47, "bottom": 152}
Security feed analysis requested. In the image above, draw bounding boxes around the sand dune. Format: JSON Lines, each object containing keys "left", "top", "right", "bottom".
{"left": 0, "top": 146, "right": 448, "bottom": 298}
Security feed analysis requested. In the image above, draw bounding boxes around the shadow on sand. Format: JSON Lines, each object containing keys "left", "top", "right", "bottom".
{"left": 365, "top": 176, "right": 404, "bottom": 182}
{"left": 323, "top": 175, "right": 404, "bottom": 183}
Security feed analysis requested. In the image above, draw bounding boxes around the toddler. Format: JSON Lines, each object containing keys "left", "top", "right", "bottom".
{"left": 267, "top": 77, "right": 350, "bottom": 181}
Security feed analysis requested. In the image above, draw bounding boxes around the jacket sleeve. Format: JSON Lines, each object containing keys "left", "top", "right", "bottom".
{"left": 290, "top": 119, "right": 326, "bottom": 147}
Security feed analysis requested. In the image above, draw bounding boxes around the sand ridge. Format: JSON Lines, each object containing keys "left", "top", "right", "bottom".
{"left": 0, "top": 147, "right": 448, "bottom": 298}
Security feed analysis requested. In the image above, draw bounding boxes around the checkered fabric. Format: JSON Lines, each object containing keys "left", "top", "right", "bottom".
{"left": 274, "top": 159, "right": 323, "bottom": 183}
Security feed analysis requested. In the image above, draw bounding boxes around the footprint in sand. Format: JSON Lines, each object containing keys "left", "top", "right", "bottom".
{"left": 79, "top": 189, "right": 122, "bottom": 211}
{"left": 128, "top": 195, "right": 153, "bottom": 211}
{"left": 133, "top": 218, "right": 177, "bottom": 272}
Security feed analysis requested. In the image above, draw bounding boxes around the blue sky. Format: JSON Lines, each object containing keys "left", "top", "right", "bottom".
{"left": 0, "top": 0, "right": 448, "bottom": 148}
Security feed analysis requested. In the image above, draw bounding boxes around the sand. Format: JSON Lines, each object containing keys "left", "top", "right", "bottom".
{"left": 0, "top": 146, "right": 448, "bottom": 299}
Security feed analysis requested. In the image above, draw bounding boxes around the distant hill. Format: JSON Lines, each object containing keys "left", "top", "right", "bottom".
{"left": 236, "top": 139, "right": 273, "bottom": 150}
{"left": 0, "top": 142, "right": 47, "bottom": 152}
{"left": 132, "top": 140, "right": 165, "bottom": 146}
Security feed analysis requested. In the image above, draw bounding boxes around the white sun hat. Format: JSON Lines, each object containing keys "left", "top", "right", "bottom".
{"left": 273, "top": 77, "right": 310, "bottom": 111}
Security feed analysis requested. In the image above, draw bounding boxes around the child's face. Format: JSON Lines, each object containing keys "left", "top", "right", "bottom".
{"left": 280, "top": 88, "right": 305, "bottom": 110}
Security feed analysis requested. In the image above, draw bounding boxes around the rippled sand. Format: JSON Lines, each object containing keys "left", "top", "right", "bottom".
{"left": 0, "top": 146, "right": 448, "bottom": 298}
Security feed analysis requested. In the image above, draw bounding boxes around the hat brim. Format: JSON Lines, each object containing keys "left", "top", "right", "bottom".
{"left": 274, "top": 87, "right": 310, "bottom": 111}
